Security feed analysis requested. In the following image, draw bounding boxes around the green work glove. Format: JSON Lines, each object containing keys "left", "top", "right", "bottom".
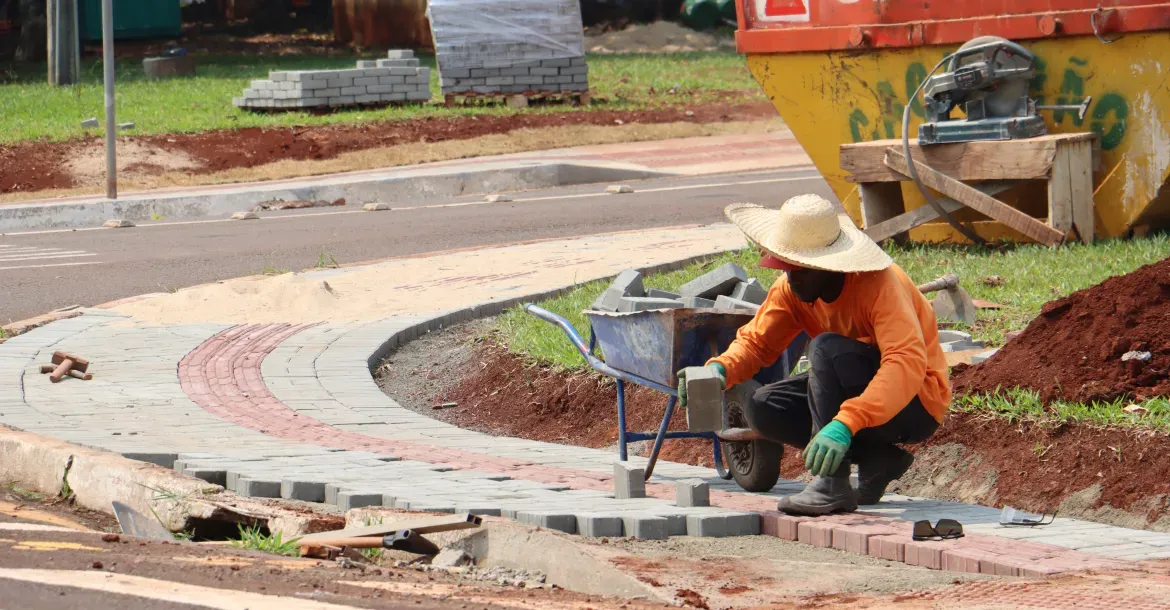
{"left": 803, "top": 420, "right": 853, "bottom": 477}
{"left": 676, "top": 363, "right": 726, "bottom": 408}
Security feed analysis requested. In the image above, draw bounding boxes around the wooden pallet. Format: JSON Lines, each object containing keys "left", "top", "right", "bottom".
{"left": 443, "top": 90, "right": 591, "bottom": 109}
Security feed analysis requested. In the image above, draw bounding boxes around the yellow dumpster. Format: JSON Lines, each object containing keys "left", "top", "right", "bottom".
{"left": 734, "top": 1, "right": 1170, "bottom": 242}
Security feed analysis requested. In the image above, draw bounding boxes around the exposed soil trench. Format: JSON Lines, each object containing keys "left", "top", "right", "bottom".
{"left": 376, "top": 320, "right": 1170, "bottom": 533}
{"left": 1, "top": 100, "right": 773, "bottom": 195}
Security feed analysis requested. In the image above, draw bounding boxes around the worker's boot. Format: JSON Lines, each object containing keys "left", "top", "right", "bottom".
{"left": 776, "top": 461, "right": 857, "bottom": 516}
{"left": 856, "top": 446, "right": 914, "bottom": 505}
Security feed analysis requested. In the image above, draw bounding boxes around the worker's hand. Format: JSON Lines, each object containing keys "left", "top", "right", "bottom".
{"left": 676, "top": 363, "right": 726, "bottom": 408}
{"left": 803, "top": 420, "right": 852, "bottom": 477}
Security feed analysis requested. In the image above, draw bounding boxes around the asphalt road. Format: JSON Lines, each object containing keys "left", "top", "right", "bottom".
{"left": 1, "top": 167, "right": 830, "bottom": 323}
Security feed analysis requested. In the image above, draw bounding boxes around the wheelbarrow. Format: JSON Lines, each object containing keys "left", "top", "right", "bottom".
{"left": 524, "top": 304, "right": 809, "bottom": 492}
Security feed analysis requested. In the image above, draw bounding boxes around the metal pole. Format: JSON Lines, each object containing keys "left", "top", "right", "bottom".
{"left": 102, "top": 0, "right": 116, "bottom": 199}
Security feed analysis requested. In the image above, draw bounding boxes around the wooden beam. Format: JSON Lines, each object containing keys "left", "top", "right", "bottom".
{"left": 883, "top": 149, "right": 1066, "bottom": 246}
{"left": 860, "top": 183, "right": 907, "bottom": 244}
{"left": 863, "top": 181, "right": 1014, "bottom": 244}
{"left": 841, "top": 134, "right": 1095, "bottom": 183}
{"left": 1068, "top": 140, "right": 1095, "bottom": 244}
{"left": 1047, "top": 144, "right": 1074, "bottom": 234}
{"left": 297, "top": 513, "right": 482, "bottom": 543}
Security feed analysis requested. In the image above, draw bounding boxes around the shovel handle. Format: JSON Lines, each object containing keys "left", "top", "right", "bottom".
{"left": 917, "top": 273, "right": 960, "bottom": 295}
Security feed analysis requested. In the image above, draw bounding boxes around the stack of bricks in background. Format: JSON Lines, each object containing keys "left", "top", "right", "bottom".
{"left": 427, "top": 0, "right": 589, "bottom": 99}
{"left": 233, "top": 50, "right": 431, "bottom": 110}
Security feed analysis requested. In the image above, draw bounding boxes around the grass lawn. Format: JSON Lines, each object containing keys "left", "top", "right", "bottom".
{"left": 495, "top": 236, "right": 1170, "bottom": 429}
{"left": 0, "top": 51, "right": 757, "bottom": 144}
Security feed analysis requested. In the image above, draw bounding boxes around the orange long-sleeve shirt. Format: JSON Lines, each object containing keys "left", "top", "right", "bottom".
{"left": 710, "top": 264, "right": 950, "bottom": 434}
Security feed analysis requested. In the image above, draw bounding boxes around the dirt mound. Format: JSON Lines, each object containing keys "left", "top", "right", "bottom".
{"left": 954, "top": 256, "right": 1170, "bottom": 404}
{"left": 586, "top": 21, "right": 736, "bottom": 54}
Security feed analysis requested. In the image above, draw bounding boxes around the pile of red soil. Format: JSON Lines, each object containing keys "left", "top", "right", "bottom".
{"left": 954, "top": 256, "right": 1170, "bottom": 404}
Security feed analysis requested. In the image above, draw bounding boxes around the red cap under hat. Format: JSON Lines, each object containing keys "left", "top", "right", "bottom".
{"left": 759, "top": 253, "right": 803, "bottom": 271}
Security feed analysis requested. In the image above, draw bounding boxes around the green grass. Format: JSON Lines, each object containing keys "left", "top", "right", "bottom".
{"left": 230, "top": 523, "right": 301, "bottom": 556}
{"left": 955, "top": 388, "right": 1170, "bottom": 433}
{"left": 0, "top": 52, "right": 755, "bottom": 144}
{"left": 498, "top": 236, "right": 1170, "bottom": 371}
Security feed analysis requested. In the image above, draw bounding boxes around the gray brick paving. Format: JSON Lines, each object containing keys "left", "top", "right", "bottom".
{"left": 6, "top": 309, "right": 1170, "bottom": 552}
{"left": 235, "top": 50, "right": 431, "bottom": 110}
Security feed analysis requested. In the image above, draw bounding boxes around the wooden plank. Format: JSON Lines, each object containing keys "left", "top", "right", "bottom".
{"left": 860, "top": 182, "right": 907, "bottom": 243}
{"left": 1047, "top": 143, "right": 1074, "bottom": 234}
{"left": 883, "top": 149, "right": 1065, "bottom": 246}
{"left": 1068, "top": 140, "right": 1095, "bottom": 244}
{"left": 297, "top": 513, "right": 482, "bottom": 543}
{"left": 863, "top": 181, "right": 1014, "bottom": 244}
{"left": 840, "top": 137, "right": 1086, "bottom": 183}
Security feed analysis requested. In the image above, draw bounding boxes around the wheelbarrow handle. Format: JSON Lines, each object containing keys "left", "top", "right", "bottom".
{"left": 522, "top": 304, "right": 676, "bottom": 395}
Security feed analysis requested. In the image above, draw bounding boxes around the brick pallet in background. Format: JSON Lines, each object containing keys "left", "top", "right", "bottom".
{"left": 427, "top": 0, "right": 589, "bottom": 99}
{"left": 232, "top": 49, "right": 432, "bottom": 110}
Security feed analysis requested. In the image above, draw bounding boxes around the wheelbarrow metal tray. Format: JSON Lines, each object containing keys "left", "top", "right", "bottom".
{"left": 586, "top": 308, "right": 789, "bottom": 388}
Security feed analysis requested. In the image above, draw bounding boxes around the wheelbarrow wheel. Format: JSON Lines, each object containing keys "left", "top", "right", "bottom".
{"left": 721, "top": 380, "right": 782, "bottom": 493}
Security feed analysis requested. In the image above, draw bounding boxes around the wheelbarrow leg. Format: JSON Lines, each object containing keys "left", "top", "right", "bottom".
{"left": 643, "top": 395, "right": 676, "bottom": 480}
{"left": 616, "top": 379, "right": 628, "bottom": 462}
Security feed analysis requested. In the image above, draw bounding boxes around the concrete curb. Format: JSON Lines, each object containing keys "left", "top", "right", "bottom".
{"left": 1, "top": 162, "right": 671, "bottom": 232}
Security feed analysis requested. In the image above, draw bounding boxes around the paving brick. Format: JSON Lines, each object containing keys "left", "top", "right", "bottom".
{"left": 622, "top": 516, "right": 668, "bottom": 540}
{"left": 675, "top": 479, "right": 710, "bottom": 507}
{"left": 576, "top": 514, "right": 624, "bottom": 537}
{"left": 684, "top": 366, "right": 723, "bottom": 433}
{"left": 614, "top": 461, "right": 646, "bottom": 499}
{"left": 281, "top": 479, "right": 327, "bottom": 503}
{"left": 680, "top": 263, "right": 748, "bottom": 299}
{"left": 238, "top": 479, "right": 282, "bottom": 498}
{"left": 798, "top": 521, "right": 835, "bottom": 547}
{"left": 866, "top": 535, "right": 907, "bottom": 562}
{"left": 386, "top": 49, "right": 414, "bottom": 59}
{"left": 759, "top": 511, "right": 803, "bottom": 541}
{"left": 518, "top": 511, "right": 577, "bottom": 534}
{"left": 686, "top": 512, "right": 759, "bottom": 538}
{"left": 337, "top": 491, "right": 383, "bottom": 511}
{"left": 184, "top": 468, "right": 227, "bottom": 487}
{"left": 680, "top": 296, "right": 716, "bottom": 308}
{"left": 617, "top": 297, "right": 683, "bottom": 313}
{"left": 731, "top": 279, "right": 769, "bottom": 305}
{"left": 121, "top": 452, "right": 178, "bottom": 468}
{"left": 714, "top": 295, "right": 761, "bottom": 313}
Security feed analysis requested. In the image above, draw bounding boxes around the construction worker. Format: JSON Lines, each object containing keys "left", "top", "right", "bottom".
{"left": 677, "top": 194, "right": 950, "bottom": 515}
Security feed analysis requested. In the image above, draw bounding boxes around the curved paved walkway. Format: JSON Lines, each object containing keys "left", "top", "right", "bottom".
{"left": 1, "top": 224, "right": 1166, "bottom": 581}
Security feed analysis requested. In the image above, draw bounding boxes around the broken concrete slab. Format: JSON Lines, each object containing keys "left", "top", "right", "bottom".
{"left": 731, "top": 279, "right": 768, "bottom": 305}
{"left": 432, "top": 548, "right": 473, "bottom": 567}
{"left": 617, "top": 297, "right": 684, "bottom": 313}
{"left": 680, "top": 262, "right": 748, "bottom": 299}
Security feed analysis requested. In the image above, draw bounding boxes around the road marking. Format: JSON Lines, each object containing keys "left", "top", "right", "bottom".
{"left": 0, "top": 261, "right": 100, "bottom": 271}
{"left": 0, "top": 569, "right": 361, "bottom": 609}
{"left": 0, "top": 251, "right": 94, "bottom": 262}
{"left": 1, "top": 172, "right": 823, "bottom": 237}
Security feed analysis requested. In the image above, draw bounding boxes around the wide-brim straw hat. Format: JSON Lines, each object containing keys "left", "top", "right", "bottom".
{"left": 725, "top": 194, "right": 892, "bottom": 273}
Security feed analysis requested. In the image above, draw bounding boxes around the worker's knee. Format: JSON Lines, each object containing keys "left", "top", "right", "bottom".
{"left": 808, "top": 333, "right": 880, "bottom": 392}
{"left": 807, "top": 333, "right": 852, "bottom": 370}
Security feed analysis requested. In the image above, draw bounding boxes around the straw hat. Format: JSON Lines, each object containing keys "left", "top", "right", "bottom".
{"left": 725, "top": 194, "right": 892, "bottom": 273}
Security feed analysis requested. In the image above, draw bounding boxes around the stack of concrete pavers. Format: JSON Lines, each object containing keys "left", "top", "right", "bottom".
{"left": 232, "top": 49, "right": 431, "bottom": 110}
{"left": 589, "top": 263, "right": 769, "bottom": 314}
{"left": 427, "top": 0, "right": 589, "bottom": 97}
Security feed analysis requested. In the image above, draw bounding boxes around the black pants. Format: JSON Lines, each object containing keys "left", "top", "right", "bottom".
{"left": 745, "top": 333, "right": 939, "bottom": 469}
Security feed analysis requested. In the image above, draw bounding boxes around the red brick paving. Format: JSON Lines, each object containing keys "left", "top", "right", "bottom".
{"left": 177, "top": 324, "right": 1138, "bottom": 577}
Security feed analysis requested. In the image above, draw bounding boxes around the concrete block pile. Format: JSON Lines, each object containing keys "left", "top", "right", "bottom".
{"left": 427, "top": 0, "right": 589, "bottom": 97}
{"left": 233, "top": 50, "right": 431, "bottom": 110}
{"left": 590, "top": 263, "right": 768, "bottom": 314}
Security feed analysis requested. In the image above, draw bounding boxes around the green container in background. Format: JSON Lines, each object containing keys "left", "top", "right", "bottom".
{"left": 716, "top": 0, "right": 736, "bottom": 23}
{"left": 79, "top": 0, "right": 182, "bottom": 41}
{"left": 681, "top": 0, "right": 720, "bottom": 31}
